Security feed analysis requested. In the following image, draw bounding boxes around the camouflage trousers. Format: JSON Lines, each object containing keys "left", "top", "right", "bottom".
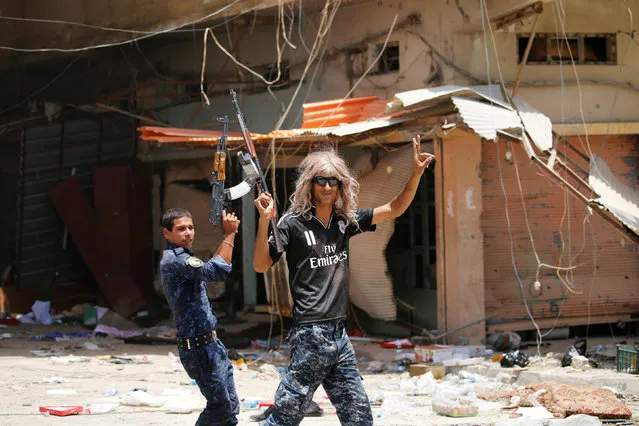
{"left": 179, "top": 339, "right": 239, "bottom": 425}
{"left": 261, "top": 320, "right": 373, "bottom": 426}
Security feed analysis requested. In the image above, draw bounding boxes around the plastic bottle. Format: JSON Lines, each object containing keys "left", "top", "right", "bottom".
{"left": 242, "top": 399, "right": 260, "bottom": 409}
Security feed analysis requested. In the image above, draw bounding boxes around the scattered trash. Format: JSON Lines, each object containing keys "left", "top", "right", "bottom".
{"left": 500, "top": 350, "right": 529, "bottom": 368}
{"left": 161, "top": 388, "right": 192, "bottom": 397}
{"left": 101, "top": 385, "right": 118, "bottom": 396}
{"left": 100, "top": 355, "right": 151, "bottom": 364}
{"left": 47, "top": 389, "right": 78, "bottom": 395}
{"left": 515, "top": 406, "right": 554, "bottom": 420}
{"left": 93, "top": 324, "right": 143, "bottom": 339}
{"left": 366, "top": 360, "right": 385, "bottom": 374}
{"left": 19, "top": 300, "right": 53, "bottom": 325}
{"left": 380, "top": 391, "right": 415, "bottom": 414}
{"left": 50, "top": 356, "right": 90, "bottom": 364}
{"left": 31, "top": 331, "right": 93, "bottom": 341}
{"left": 414, "top": 345, "right": 453, "bottom": 363}
{"left": 416, "top": 372, "right": 437, "bottom": 395}
{"left": 432, "top": 390, "right": 478, "bottom": 417}
{"left": 561, "top": 339, "right": 587, "bottom": 367}
{"left": 380, "top": 338, "right": 415, "bottom": 349}
{"left": 30, "top": 349, "right": 64, "bottom": 357}
{"left": 570, "top": 355, "right": 592, "bottom": 371}
{"left": 39, "top": 404, "right": 117, "bottom": 417}
{"left": 495, "top": 418, "right": 544, "bottom": 426}
{"left": 548, "top": 414, "right": 602, "bottom": 425}
{"left": 165, "top": 396, "right": 201, "bottom": 414}
{"left": 80, "top": 404, "right": 117, "bottom": 415}
{"left": 241, "top": 399, "right": 261, "bottom": 409}
{"left": 452, "top": 345, "right": 488, "bottom": 358}
{"left": 120, "top": 390, "right": 165, "bottom": 407}
{"left": 409, "top": 363, "right": 445, "bottom": 379}
{"left": 488, "top": 332, "right": 522, "bottom": 351}
{"left": 39, "top": 406, "right": 84, "bottom": 417}
{"left": 37, "top": 376, "right": 68, "bottom": 384}
{"left": 257, "top": 364, "right": 281, "bottom": 380}
{"left": 387, "top": 361, "right": 408, "bottom": 373}
{"left": 83, "top": 341, "right": 101, "bottom": 350}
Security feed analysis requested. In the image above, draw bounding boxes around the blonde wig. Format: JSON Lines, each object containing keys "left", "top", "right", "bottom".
{"left": 288, "top": 149, "right": 360, "bottom": 224}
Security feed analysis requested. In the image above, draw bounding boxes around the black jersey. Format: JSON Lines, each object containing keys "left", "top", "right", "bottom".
{"left": 268, "top": 207, "right": 376, "bottom": 324}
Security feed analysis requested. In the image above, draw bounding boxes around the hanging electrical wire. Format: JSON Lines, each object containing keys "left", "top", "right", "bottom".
{"left": 200, "top": 0, "right": 295, "bottom": 105}
{"left": 0, "top": 0, "right": 245, "bottom": 52}
{"left": 555, "top": 0, "right": 594, "bottom": 158}
{"left": 316, "top": 12, "right": 399, "bottom": 130}
{"left": 479, "top": 0, "right": 562, "bottom": 353}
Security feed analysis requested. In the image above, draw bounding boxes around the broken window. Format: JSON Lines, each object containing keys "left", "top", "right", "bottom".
{"left": 550, "top": 37, "right": 578, "bottom": 62}
{"left": 517, "top": 33, "right": 616, "bottom": 65}
{"left": 376, "top": 41, "right": 400, "bottom": 74}
{"left": 347, "top": 41, "right": 400, "bottom": 77}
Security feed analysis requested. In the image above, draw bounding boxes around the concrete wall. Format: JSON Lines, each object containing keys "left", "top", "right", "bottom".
{"left": 147, "top": 0, "right": 639, "bottom": 134}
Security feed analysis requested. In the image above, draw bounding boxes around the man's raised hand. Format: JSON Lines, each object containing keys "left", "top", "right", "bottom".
{"left": 222, "top": 209, "right": 240, "bottom": 235}
{"left": 254, "top": 192, "right": 274, "bottom": 221}
{"left": 412, "top": 134, "right": 435, "bottom": 175}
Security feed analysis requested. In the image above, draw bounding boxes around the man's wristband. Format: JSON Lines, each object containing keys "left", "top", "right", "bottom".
{"left": 222, "top": 240, "right": 234, "bottom": 248}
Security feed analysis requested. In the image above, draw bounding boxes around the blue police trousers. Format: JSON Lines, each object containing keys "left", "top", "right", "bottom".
{"left": 261, "top": 321, "right": 373, "bottom": 426}
{"left": 179, "top": 339, "right": 239, "bottom": 425}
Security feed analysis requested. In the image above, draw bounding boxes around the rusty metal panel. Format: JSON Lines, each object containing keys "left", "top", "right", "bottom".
{"left": 350, "top": 143, "right": 414, "bottom": 321}
{"left": 128, "top": 165, "right": 155, "bottom": 300}
{"left": 14, "top": 115, "right": 135, "bottom": 288}
{"left": 49, "top": 176, "right": 146, "bottom": 317}
{"left": 482, "top": 135, "right": 639, "bottom": 331}
{"left": 94, "top": 167, "right": 130, "bottom": 268}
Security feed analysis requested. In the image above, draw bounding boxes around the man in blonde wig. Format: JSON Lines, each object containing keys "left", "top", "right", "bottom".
{"left": 253, "top": 136, "right": 434, "bottom": 425}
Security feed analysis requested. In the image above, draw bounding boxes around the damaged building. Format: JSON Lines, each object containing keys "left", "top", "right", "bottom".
{"left": 0, "top": 0, "right": 637, "bottom": 345}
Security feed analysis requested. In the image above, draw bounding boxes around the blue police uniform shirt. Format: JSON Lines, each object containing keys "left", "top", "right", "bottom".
{"left": 160, "top": 243, "right": 232, "bottom": 338}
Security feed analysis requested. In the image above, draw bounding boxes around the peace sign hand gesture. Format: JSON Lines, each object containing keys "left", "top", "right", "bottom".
{"left": 412, "top": 134, "right": 435, "bottom": 176}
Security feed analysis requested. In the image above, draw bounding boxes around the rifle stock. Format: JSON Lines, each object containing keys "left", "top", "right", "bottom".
{"left": 229, "top": 89, "right": 283, "bottom": 253}
{"left": 209, "top": 116, "right": 228, "bottom": 227}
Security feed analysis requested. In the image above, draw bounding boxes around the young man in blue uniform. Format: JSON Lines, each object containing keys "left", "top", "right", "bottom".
{"left": 253, "top": 136, "right": 434, "bottom": 426}
{"left": 160, "top": 207, "right": 241, "bottom": 426}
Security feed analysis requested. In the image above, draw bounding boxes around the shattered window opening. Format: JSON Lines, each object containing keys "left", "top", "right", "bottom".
{"left": 517, "top": 33, "right": 616, "bottom": 65}
{"left": 376, "top": 41, "right": 400, "bottom": 74}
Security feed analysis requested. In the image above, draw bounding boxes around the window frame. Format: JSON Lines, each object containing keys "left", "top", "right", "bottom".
{"left": 517, "top": 33, "right": 617, "bottom": 65}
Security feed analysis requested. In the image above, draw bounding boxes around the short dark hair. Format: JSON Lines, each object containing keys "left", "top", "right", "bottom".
{"left": 161, "top": 208, "right": 192, "bottom": 231}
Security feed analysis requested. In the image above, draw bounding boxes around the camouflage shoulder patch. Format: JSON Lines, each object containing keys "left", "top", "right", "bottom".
{"left": 186, "top": 256, "right": 204, "bottom": 268}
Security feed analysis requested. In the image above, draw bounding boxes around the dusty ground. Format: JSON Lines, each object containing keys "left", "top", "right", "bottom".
{"left": 1, "top": 324, "right": 637, "bottom": 425}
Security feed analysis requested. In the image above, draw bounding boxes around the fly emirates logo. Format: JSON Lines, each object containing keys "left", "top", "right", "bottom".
{"left": 309, "top": 244, "right": 347, "bottom": 269}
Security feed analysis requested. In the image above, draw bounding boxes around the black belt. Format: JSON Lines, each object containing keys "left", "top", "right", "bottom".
{"left": 177, "top": 330, "right": 217, "bottom": 350}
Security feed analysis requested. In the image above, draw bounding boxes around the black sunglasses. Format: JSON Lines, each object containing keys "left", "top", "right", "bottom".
{"left": 313, "top": 176, "right": 341, "bottom": 187}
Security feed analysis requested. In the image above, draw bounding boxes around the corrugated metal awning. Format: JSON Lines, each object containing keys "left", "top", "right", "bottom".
{"left": 139, "top": 85, "right": 552, "bottom": 148}
{"left": 384, "top": 85, "right": 554, "bottom": 148}
{"left": 590, "top": 155, "right": 639, "bottom": 234}
{"left": 451, "top": 96, "right": 521, "bottom": 140}
{"left": 512, "top": 97, "right": 553, "bottom": 151}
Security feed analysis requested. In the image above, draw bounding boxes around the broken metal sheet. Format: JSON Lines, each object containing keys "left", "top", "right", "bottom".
{"left": 315, "top": 115, "right": 413, "bottom": 137}
{"left": 452, "top": 96, "right": 522, "bottom": 141}
{"left": 49, "top": 176, "right": 147, "bottom": 317}
{"left": 589, "top": 155, "right": 639, "bottom": 234}
{"left": 350, "top": 144, "right": 416, "bottom": 320}
{"left": 513, "top": 97, "right": 553, "bottom": 152}
{"left": 386, "top": 85, "right": 512, "bottom": 114}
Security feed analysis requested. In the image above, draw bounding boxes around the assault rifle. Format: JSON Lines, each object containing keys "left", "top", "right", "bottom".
{"left": 229, "top": 89, "right": 283, "bottom": 252}
{"left": 209, "top": 116, "right": 262, "bottom": 228}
